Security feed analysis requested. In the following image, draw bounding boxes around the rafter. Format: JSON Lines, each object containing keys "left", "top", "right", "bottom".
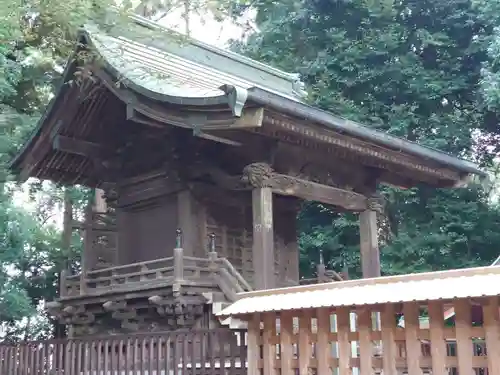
{"left": 52, "top": 135, "right": 104, "bottom": 158}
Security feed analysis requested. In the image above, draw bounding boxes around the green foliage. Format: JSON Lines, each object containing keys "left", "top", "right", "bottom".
{"left": 235, "top": 0, "right": 500, "bottom": 278}
{"left": 1, "top": 0, "right": 500, "bottom": 340}
{"left": 0, "top": 0, "right": 249, "bottom": 341}
{"left": 0, "top": 0, "right": 102, "bottom": 340}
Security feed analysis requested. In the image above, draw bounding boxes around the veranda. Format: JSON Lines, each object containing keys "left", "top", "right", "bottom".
{"left": 218, "top": 265, "right": 500, "bottom": 375}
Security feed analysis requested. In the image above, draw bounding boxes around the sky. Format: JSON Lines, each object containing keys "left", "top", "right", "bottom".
{"left": 132, "top": 1, "right": 257, "bottom": 47}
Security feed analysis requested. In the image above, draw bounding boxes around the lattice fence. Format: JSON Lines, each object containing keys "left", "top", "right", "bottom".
{"left": 247, "top": 297, "right": 500, "bottom": 375}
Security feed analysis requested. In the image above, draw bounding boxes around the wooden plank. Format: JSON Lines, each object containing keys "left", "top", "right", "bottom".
{"left": 6, "top": 347, "right": 13, "bottom": 375}
{"left": 337, "top": 307, "right": 352, "bottom": 375}
{"left": 1, "top": 346, "right": 7, "bottom": 375}
{"left": 357, "top": 307, "right": 373, "bottom": 375}
{"left": 252, "top": 187, "right": 275, "bottom": 290}
{"left": 483, "top": 296, "right": 500, "bottom": 375}
{"left": 280, "top": 312, "right": 294, "bottom": 375}
{"left": 454, "top": 299, "right": 473, "bottom": 375}
{"left": 316, "top": 308, "right": 331, "bottom": 374}
{"left": 202, "top": 107, "right": 265, "bottom": 130}
{"left": 103, "top": 340, "right": 109, "bottom": 374}
{"left": 18, "top": 343, "right": 24, "bottom": 375}
{"left": 157, "top": 336, "right": 162, "bottom": 374}
{"left": 263, "top": 312, "right": 277, "bottom": 375}
{"left": 298, "top": 310, "right": 312, "bottom": 375}
{"left": 247, "top": 314, "right": 261, "bottom": 375}
{"left": 381, "top": 303, "right": 397, "bottom": 375}
{"left": 208, "top": 331, "right": 216, "bottom": 375}
{"left": 403, "top": 302, "right": 422, "bottom": 375}
{"left": 359, "top": 209, "right": 380, "bottom": 278}
{"left": 59, "top": 342, "right": 64, "bottom": 374}
{"left": 427, "top": 301, "right": 447, "bottom": 375}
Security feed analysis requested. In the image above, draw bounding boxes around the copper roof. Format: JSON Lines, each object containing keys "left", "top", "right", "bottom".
{"left": 10, "top": 14, "right": 486, "bottom": 186}
{"left": 217, "top": 266, "right": 500, "bottom": 317}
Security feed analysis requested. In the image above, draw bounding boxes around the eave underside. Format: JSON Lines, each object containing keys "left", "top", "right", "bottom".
{"left": 11, "top": 66, "right": 472, "bottom": 190}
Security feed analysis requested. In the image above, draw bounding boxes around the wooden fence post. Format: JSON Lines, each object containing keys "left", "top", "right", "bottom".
{"left": 208, "top": 233, "right": 218, "bottom": 271}
{"left": 173, "top": 229, "right": 184, "bottom": 284}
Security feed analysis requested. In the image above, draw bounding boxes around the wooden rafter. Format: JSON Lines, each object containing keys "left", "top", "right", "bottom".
{"left": 52, "top": 135, "right": 104, "bottom": 158}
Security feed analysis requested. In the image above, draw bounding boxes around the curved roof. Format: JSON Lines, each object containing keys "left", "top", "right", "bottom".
{"left": 83, "top": 15, "right": 486, "bottom": 180}
{"left": 83, "top": 15, "right": 305, "bottom": 113}
{"left": 10, "top": 14, "right": 486, "bottom": 186}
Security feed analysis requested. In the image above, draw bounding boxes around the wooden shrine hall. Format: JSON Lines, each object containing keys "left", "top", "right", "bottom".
{"left": 9, "top": 14, "right": 486, "bottom": 337}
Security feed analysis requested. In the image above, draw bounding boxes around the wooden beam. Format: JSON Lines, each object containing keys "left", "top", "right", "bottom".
{"left": 271, "top": 176, "right": 367, "bottom": 211}
{"left": 242, "top": 163, "right": 369, "bottom": 211}
{"left": 52, "top": 135, "right": 104, "bottom": 158}
{"left": 200, "top": 107, "right": 264, "bottom": 130}
{"left": 252, "top": 187, "right": 275, "bottom": 290}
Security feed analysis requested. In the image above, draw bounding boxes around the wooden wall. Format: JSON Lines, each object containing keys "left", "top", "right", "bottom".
{"left": 111, "top": 169, "right": 300, "bottom": 288}
{"left": 115, "top": 171, "right": 180, "bottom": 265}
{"left": 202, "top": 197, "right": 299, "bottom": 288}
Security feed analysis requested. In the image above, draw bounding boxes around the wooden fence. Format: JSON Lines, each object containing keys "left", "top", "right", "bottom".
{"left": 245, "top": 297, "right": 500, "bottom": 375}
{"left": 0, "top": 329, "right": 247, "bottom": 375}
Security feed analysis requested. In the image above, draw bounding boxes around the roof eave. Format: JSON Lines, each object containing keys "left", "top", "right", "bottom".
{"left": 9, "top": 45, "right": 82, "bottom": 175}
{"left": 246, "top": 87, "right": 486, "bottom": 181}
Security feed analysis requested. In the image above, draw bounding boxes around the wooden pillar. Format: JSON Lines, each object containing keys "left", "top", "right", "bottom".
{"left": 177, "top": 190, "right": 196, "bottom": 256}
{"left": 80, "top": 197, "right": 93, "bottom": 294}
{"left": 60, "top": 188, "right": 72, "bottom": 298}
{"left": 359, "top": 207, "right": 380, "bottom": 278}
{"left": 252, "top": 187, "right": 275, "bottom": 290}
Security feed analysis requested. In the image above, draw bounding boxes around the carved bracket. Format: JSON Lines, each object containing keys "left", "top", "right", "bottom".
{"left": 366, "top": 194, "right": 385, "bottom": 213}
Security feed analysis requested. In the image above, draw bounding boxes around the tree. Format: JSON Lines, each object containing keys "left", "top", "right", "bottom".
{"left": 234, "top": 0, "right": 500, "bottom": 277}
{"left": 0, "top": 0, "right": 252, "bottom": 340}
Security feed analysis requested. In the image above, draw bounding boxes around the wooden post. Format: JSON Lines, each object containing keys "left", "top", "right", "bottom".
{"left": 252, "top": 187, "right": 275, "bottom": 290}
{"left": 177, "top": 191, "right": 195, "bottom": 256}
{"left": 60, "top": 188, "right": 72, "bottom": 298}
{"left": 80, "top": 197, "right": 93, "bottom": 295}
{"left": 173, "top": 229, "right": 184, "bottom": 282}
{"left": 208, "top": 233, "right": 218, "bottom": 271}
{"left": 60, "top": 269, "right": 68, "bottom": 298}
{"left": 359, "top": 208, "right": 380, "bottom": 278}
{"left": 317, "top": 249, "right": 326, "bottom": 283}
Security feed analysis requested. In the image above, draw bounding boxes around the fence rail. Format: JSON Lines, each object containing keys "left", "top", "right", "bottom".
{"left": 0, "top": 329, "right": 247, "bottom": 375}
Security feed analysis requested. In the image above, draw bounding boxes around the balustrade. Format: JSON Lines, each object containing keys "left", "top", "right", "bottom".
{"left": 60, "top": 229, "right": 253, "bottom": 299}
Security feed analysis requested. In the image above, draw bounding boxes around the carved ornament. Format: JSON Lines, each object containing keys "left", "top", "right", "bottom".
{"left": 366, "top": 194, "right": 385, "bottom": 213}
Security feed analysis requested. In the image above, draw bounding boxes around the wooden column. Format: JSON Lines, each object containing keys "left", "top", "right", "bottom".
{"left": 359, "top": 206, "right": 380, "bottom": 278}
{"left": 177, "top": 190, "right": 196, "bottom": 256}
{"left": 252, "top": 187, "right": 275, "bottom": 290}
{"left": 60, "top": 188, "right": 73, "bottom": 298}
{"left": 80, "top": 197, "right": 93, "bottom": 294}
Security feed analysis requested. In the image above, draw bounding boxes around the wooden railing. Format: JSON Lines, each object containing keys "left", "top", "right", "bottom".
{"left": 0, "top": 329, "right": 247, "bottom": 375}
{"left": 60, "top": 247, "right": 252, "bottom": 300}
{"left": 299, "top": 263, "right": 344, "bottom": 285}
{"left": 246, "top": 298, "right": 495, "bottom": 375}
